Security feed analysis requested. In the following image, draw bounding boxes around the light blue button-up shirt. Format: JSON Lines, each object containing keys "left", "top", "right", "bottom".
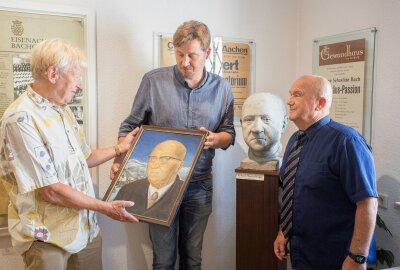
{"left": 119, "top": 65, "right": 235, "bottom": 180}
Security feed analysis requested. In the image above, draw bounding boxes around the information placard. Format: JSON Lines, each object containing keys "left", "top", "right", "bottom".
{"left": 313, "top": 28, "right": 377, "bottom": 145}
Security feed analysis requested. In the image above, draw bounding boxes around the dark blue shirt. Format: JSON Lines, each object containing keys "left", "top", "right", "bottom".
{"left": 280, "top": 116, "right": 377, "bottom": 270}
{"left": 119, "top": 65, "right": 235, "bottom": 180}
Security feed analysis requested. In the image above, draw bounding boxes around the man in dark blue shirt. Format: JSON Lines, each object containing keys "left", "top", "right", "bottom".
{"left": 274, "top": 75, "right": 378, "bottom": 270}
{"left": 110, "top": 20, "right": 235, "bottom": 270}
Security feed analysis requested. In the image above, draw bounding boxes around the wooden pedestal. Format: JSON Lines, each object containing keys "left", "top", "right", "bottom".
{"left": 236, "top": 168, "right": 279, "bottom": 270}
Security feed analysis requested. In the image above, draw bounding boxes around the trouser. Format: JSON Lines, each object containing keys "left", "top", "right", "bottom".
{"left": 22, "top": 234, "right": 102, "bottom": 270}
{"left": 149, "top": 179, "right": 213, "bottom": 270}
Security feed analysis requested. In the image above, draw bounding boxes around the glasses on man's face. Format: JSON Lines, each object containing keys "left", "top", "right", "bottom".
{"left": 148, "top": 156, "right": 181, "bottom": 167}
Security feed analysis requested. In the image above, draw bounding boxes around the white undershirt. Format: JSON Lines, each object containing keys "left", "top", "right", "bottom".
{"left": 147, "top": 180, "right": 176, "bottom": 202}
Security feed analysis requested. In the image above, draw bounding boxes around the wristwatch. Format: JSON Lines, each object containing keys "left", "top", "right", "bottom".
{"left": 348, "top": 251, "right": 366, "bottom": 264}
{"left": 114, "top": 144, "right": 121, "bottom": 156}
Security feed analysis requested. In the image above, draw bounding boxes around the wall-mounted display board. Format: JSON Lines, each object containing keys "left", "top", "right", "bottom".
{"left": 313, "top": 28, "right": 377, "bottom": 145}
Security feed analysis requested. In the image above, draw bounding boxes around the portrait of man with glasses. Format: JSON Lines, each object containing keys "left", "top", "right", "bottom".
{"left": 114, "top": 140, "right": 187, "bottom": 221}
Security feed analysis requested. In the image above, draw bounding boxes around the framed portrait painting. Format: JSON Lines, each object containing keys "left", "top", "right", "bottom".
{"left": 103, "top": 125, "right": 207, "bottom": 227}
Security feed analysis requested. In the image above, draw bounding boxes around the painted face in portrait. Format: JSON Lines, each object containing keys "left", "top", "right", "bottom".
{"left": 147, "top": 140, "right": 187, "bottom": 189}
{"left": 241, "top": 92, "right": 288, "bottom": 160}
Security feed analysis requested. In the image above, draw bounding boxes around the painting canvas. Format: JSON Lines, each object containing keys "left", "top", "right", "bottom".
{"left": 103, "top": 125, "right": 206, "bottom": 226}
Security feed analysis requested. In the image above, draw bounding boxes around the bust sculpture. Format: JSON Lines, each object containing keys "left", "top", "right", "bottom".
{"left": 240, "top": 92, "right": 288, "bottom": 170}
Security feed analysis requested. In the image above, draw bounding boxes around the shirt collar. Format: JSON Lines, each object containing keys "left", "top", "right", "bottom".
{"left": 303, "top": 115, "right": 331, "bottom": 141}
{"left": 173, "top": 65, "right": 208, "bottom": 90}
{"left": 27, "top": 84, "right": 66, "bottom": 113}
{"left": 148, "top": 175, "right": 180, "bottom": 200}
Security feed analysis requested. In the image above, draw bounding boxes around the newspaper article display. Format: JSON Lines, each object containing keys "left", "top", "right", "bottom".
{"left": 222, "top": 42, "right": 251, "bottom": 117}
{"left": 318, "top": 39, "right": 366, "bottom": 134}
{"left": 0, "top": 11, "right": 85, "bottom": 121}
{"left": 160, "top": 37, "right": 175, "bottom": 68}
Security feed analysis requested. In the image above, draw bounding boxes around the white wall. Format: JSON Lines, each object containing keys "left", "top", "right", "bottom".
{"left": 297, "top": 0, "right": 400, "bottom": 268}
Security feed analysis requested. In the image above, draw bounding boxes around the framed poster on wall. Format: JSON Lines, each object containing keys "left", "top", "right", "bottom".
{"left": 312, "top": 28, "right": 377, "bottom": 145}
{"left": 154, "top": 34, "right": 256, "bottom": 121}
{"left": 221, "top": 39, "right": 255, "bottom": 119}
{"left": 0, "top": 1, "right": 97, "bottom": 235}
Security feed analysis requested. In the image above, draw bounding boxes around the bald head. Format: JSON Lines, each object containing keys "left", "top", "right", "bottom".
{"left": 288, "top": 75, "right": 332, "bottom": 130}
{"left": 241, "top": 92, "right": 288, "bottom": 162}
{"left": 152, "top": 140, "right": 187, "bottom": 160}
{"left": 241, "top": 92, "right": 287, "bottom": 122}
{"left": 147, "top": 140, "right": 187, "bottom": 189}
{"left": 297, "top": 75, "right": 332, "bottom": 110}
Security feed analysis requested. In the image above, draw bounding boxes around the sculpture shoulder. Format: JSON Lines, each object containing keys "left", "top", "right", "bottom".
{"left": 240, "top": 157, "right": 281, "bottom": 170}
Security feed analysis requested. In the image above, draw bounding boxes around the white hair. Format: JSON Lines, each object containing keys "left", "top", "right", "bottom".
{"left": 31, "top": 39, "right": 86, "bottom": 79}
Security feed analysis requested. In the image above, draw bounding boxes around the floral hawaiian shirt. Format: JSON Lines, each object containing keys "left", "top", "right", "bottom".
{"left": 0, "top": 85, "right": 99, "bottom": 254}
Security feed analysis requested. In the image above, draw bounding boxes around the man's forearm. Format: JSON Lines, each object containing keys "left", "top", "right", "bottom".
{"left": 37, "top": 182, "right": 138, "bottom": 223}
{"left": 86, "top": 146, "right": 119, "bottom": 168}
{"left": 349, "top": 197, "right": 378, "bottom": 254}
{"left": 37, "top": 183, "right": 110, "bottom": 214}
{"left": 89, "top": 129, "right": 137, "bottom": 168}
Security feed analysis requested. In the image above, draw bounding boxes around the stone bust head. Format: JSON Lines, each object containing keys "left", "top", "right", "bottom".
{"left": 240, "top": 92, "right": 288, "bottom": 170}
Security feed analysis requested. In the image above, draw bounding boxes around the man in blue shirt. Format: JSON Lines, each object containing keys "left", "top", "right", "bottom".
{"left": 110, "top": 20, "right": 235, "bottom": 270}
{"left": 274, "top": 75, "right": 378, "bottom": 270}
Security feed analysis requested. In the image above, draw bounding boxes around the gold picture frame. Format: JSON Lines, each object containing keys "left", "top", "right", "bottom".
{"left": 103, "top": 125, "right": 206, "bottom": 227}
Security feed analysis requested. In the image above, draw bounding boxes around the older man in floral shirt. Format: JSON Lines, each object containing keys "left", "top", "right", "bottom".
{"left": 0, "top": 39, "right": 138, "bottom": 270}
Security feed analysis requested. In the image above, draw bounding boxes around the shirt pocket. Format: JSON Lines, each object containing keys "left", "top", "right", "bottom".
{"left": 299, "top": 161, "right": 335, "bottom": 189}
